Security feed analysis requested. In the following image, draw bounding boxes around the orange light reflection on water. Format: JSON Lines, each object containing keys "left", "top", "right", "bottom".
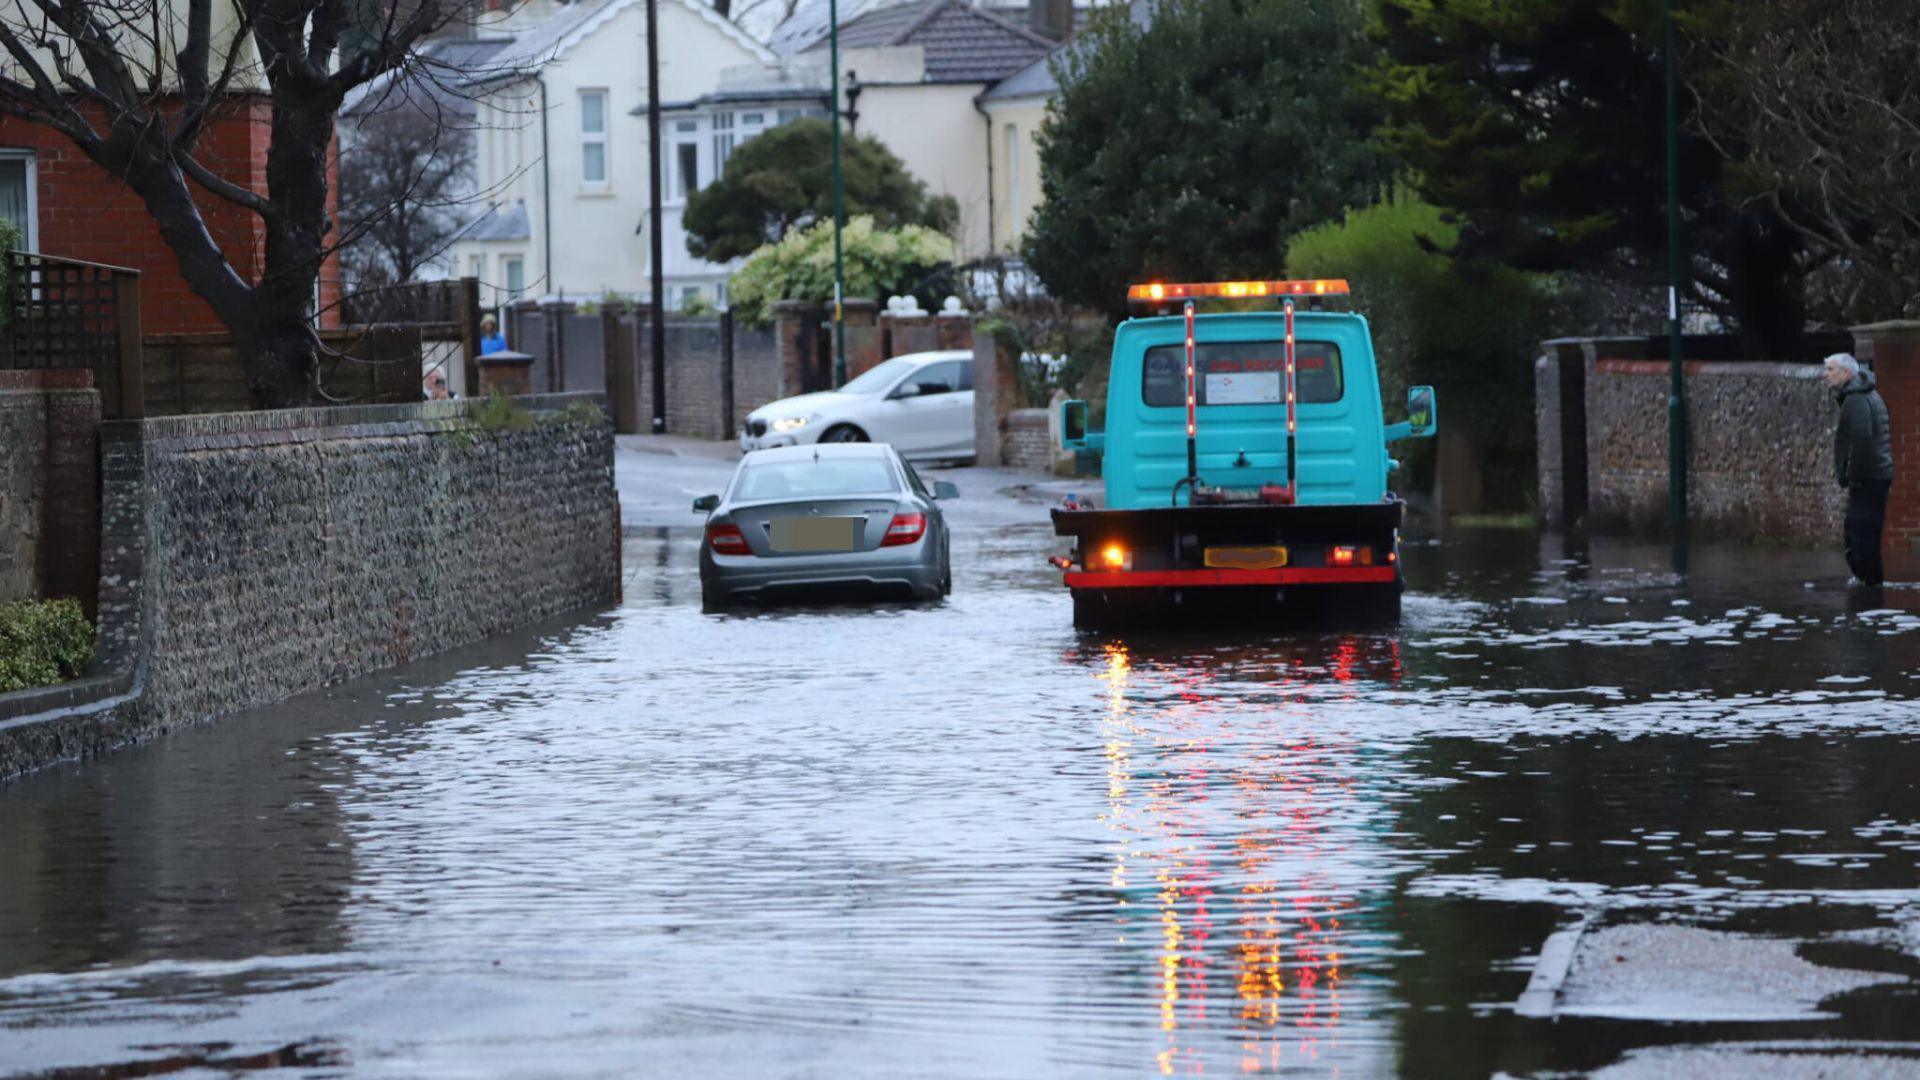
{"left": 1096, "top": 638, "right": 1386, "bottom": 1075}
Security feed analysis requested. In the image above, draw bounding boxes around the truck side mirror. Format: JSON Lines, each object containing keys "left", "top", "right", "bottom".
{"left": 692, "top": 494, "right": 719, "bottom": 512}
{"left": 1061, "top": 398, "right": 1089, "bottom": 448}
{"left": 1406, "top": 386, "right": 1437, "bottom": 438}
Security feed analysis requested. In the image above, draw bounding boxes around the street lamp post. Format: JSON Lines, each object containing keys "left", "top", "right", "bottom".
{"left": 1664, "top": 0, "right": 1687, "bottom": 544}
{"left": 829, "top": 0, "right": 847, "bottom": 387}
{"left": 645, "top": 0, "right": 667, "bottom": 432}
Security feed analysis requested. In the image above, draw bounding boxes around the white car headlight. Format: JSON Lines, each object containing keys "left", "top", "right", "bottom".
{"left": 771, "top": 414, "right": 817, "bottom": 433}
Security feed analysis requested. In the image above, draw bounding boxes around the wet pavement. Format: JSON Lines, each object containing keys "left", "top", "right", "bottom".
{"left": 3, "top": 448, "right": 1920, "bottom": 1078}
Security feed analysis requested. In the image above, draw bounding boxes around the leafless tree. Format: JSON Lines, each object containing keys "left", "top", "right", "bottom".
{"left": 1700, "top": 0, "right": 1920, "bottom": 322}
{"left": 340, "top": 105, "right": 474, "bottom": 288}
{"left": 0, "top": 0, "right": 469, "bottom": 405}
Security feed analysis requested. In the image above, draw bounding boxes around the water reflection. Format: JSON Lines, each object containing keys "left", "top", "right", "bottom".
{"left": 2, "top": 526, "right": 1919, "bottom": 1078}
{"left": 1091, "top": 636, "right": 1407, "bottom": 1075}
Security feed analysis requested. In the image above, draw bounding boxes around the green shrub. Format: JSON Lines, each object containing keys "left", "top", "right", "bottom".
{"left": 0, "top": 598, "right": 94, "bottom": 693}
{"left": 1287, "top": 187, "right": 1555, "bottom": 507}
{"left": 468, "top": 387, "right": 533, "bottom": 432}
{"left": 727, "top": 214, "right": 954, "bottom": 326}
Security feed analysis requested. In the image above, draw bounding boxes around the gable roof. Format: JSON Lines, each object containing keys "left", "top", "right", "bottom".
{"left": 978, "top": 44, "right": 1059, "bottom": 102}
{"left": 485, "top": 0, "right": 774, "bottom": 79}
{"left": 799, "top": 0, "right": 1053, "bottom": 83}
{"left": 343, "top": 36, "right": 516, "bottom": 118}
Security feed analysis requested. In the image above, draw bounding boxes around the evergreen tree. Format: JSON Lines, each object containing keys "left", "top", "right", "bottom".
{"left": 1369, "top": 0, "right": 1807, "bottom": 353}
{"left": 684, "top": 119, "right": 958, "bottom": 262}
{"left": 1024, "top": 0, "right": 1392, "bottom": 315}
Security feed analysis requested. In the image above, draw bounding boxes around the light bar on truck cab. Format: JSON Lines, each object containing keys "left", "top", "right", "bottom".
{"left": 1127, "top": 279, "right": 1350, "bottom": 303}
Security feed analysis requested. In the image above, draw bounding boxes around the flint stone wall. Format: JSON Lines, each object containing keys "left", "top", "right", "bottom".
{"left": 1581, "top": 359, "right": 1844, "bottom": 541}
{"left": 0, "top": 393, "right": 618, "bottom": 779}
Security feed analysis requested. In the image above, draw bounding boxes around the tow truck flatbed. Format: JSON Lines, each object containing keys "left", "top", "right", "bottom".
{"left": 1053, "top": 278, "right": 1435, "bottom": 629}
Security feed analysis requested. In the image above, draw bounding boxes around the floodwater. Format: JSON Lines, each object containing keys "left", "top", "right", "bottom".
{"left": 4, "top": 515, "right": 1920, "bottom": 1078}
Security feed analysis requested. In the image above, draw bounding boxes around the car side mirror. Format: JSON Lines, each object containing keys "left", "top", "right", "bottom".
{"left": 1061, "top": 398, "right": 1089, "bottom": 448}
{"left": 933, "top": 480, "right": 960, "bottom": 500}
{"left": 887, "top": 382, "right": 918, "bottom": 400}
{"left": 692, "top": 494, "right": 719, "bottom": 512}
{"left": 1406, "top": 385, "right": 1437, "bottom": 438}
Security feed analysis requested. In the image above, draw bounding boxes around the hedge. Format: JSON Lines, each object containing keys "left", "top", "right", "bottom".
{"left": 0, "top": 598, "right": 94, "bottom": 693}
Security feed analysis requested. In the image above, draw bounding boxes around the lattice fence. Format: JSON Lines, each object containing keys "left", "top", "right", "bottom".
{"left": 0, "top": 251, "right": 143, "bottom": 418}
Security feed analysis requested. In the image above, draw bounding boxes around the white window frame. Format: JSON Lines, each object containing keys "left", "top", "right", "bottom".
{"left": 579, "top": 88, "right": 610, "bottom": 190}
{"left": 669, "top": 118, "right": 700, "bottom": 204}
{"left": 503, "top": 256, "right": 526, "bottom": 300}
{"left": 0, "top": 149, "right": 39, "bottom": 250}
{"left": 711, "top": 111, "right": 736, "bottom": 179}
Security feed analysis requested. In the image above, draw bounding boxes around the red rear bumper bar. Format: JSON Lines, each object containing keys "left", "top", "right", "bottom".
{"left": 1064, "top": 567, "right": 1396, "bottom": 588}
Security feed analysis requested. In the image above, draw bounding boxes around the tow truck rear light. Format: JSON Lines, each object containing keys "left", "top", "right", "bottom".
{"left": 1128, "top": 279, "right": 1350, "bottom": 302}
{"left": 1097, "top": 543, "right": 1132, "bottom": 571}
{"left": 881, "top": 512, "right": 927, "bottom": 546}
{"left": 1328, "top": 545, "right": 1373, "bottom": 567}
{"left": 708, "top": 523, "right": 751, "bottom": 555}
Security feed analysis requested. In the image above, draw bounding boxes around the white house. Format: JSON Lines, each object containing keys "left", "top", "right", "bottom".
{"left": 789, "top": 0, "right": 1063, "bottom": 260}
{"left": 648, "top": 62, "right": 833, "bottom": 308}
{"left": 445, "top": 0, "right": 776, "bottom": 311}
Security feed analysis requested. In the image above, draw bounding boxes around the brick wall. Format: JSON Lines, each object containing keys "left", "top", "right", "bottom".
{"left": 1853, "top": 322, "right": 1920, "bottom": 554}
{"left": 0, "top": 394, "right": 619, "bottom": 778}
{"left": 1003, "top": 408, "right": 1054, "bottom": 472}
{"left": 0, "top": 97, "right": 339, "bottom": 334}
{"left": 635, "top": 318, "right": 729, "bottom": 439}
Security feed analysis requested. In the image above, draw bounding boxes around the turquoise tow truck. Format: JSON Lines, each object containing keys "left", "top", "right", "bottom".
{"left": 1053, "top": 278, "right": 1436, "bottom": 629}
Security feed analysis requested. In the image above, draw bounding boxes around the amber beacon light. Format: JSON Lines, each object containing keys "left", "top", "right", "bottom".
{"left": 1127, "top": 279, "right": 1350, "bottom": 302}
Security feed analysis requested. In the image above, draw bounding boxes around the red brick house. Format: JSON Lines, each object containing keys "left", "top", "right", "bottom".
{"left": 0, "top": 100, "right": 340, "bottom": 333}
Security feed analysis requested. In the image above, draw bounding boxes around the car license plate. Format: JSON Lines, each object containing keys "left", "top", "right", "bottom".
{"left": 1204, "top": 545, "right": 1288, "bottom": 570}
{"left": 769, "top": 516, "right": 859, "bottom": 552}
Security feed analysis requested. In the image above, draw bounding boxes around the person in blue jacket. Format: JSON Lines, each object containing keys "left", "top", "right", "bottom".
{"left": 479, "top": 314, "right": 507, "bottom": 355}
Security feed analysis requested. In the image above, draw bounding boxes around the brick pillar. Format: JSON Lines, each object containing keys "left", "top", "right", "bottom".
{"left": 842, "top": 298, "right": 882, "bottom": 381}
{"left": 42, "top": 379, "right": 102, "bottom": 618}
{"left": 1851, "top": 320, "right": 1920, "bottom": 555}
{"left": 477, "top": 351, "right": 535, "bottom": 397}
{"left": 934, "top": 312, "right": 974, "bottom": 351}
{"left": 773, "top": 299, "right": 815, "bottom": 398}
{"left": 971, "top": 327, "right": 1018, "bottom": 467}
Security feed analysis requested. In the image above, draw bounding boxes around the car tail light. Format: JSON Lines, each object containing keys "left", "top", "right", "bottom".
{"left": 882, "top": 512, "right": 927, "bottom": 546}
{"left": 1327, "top": 544, "right": 1374, "bottom": 566}
{"left": 708, "top": 523, "right": 751, "bottom": 555}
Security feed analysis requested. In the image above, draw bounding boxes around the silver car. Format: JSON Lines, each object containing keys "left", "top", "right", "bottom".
{"left": 694, "top": 443, "right": 957, "bottom": 610}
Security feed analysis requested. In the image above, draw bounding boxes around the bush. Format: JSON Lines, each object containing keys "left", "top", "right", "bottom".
{"left": 0, "top": 598, "right": 94, "bottom": 693}
{"left": 727, "top": 215, "right": 954, "bottom": 326}
{"left": 1287, "top": 187, "right": 1554, "bottom": 507}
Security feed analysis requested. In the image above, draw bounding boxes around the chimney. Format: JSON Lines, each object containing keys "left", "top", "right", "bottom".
{"left": 1028, "top": 0, "right": 1071, "bottom": 42}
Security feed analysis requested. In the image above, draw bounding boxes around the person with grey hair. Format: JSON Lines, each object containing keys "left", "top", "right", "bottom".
{"left": 1824, "top": 352, "right": 1893, "bottom": 585}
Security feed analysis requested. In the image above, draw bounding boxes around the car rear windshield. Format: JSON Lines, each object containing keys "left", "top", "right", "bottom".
{"left": 1142, "top": 341, "right": 1344, "bottom": 407}
{"left": 734, "top": 457, "right": 899, "bottom": 501}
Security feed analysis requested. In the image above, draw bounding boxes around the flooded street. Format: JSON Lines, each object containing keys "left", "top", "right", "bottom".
{"left": 4, "top": 455, "right": 1920, "bottom": 1077}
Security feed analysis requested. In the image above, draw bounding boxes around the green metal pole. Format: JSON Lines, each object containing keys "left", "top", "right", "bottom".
{"left": 1665, "top": 0, "right": 1688, "bottom": 543}
{"left": 830, "top": 0, "right": 847, "bottom": 387}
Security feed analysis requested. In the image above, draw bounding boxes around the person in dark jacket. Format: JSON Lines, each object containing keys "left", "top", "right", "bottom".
{"left": 1825, "top": 352, "right": 1894, "bottom": 585}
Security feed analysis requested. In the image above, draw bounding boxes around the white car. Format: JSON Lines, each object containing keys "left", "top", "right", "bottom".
{"left": 739, "top": 350, "right": 975, "bottom": 460}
